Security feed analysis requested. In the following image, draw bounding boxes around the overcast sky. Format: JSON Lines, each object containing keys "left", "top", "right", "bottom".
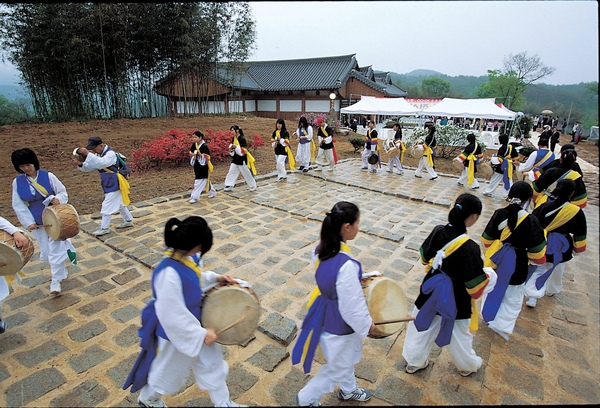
{"left": 246, "top": 0, "right": 598, "bottom": 86}
{"left": 1, "top": 1, "right": 597, "bottom": 86}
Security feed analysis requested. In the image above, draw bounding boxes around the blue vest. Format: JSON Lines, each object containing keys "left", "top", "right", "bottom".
{"left": 152, "top": 257, "right": 203, "bottom": 341}
{"left": 98, "top": 147, "right": 120, "bottom": 193}
{"left": 315, "top": 252, "right": 363, "bottom": 335}
{"left": 15, "top": 170, "right": 55, "bottom": 225}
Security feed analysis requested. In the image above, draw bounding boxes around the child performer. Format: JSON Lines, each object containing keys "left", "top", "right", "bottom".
{"left": 482, "top": 133, "right": 519, "bottom": 197}
{"left": 387, "top": 123, "right": 405, "bottom": 175}
{"left": 223, "top": 126, "right": 257, "bottom": 192}
{"left": 0, "top": 216, "right": 31, "bottom": 333}
{"left": 525, "top": 179, "right": 586, "bottom": 307}
{"left": 294, "top": 116, "right": 314, "bottom": 173}
{"left": 402, "top": 194, "right": 494, "bottom": 377}
{"left": 189, "top": 131, "right": 216, "bottom": 203}
{"left": 123, "top": 216, "right": 245, "bottom": 407}
{"left": 314, "top": 118, "right": 336, "bottom": 172}
{"left": 456, "top": 133, "right": 484, "bottom": 190}
{"left": 292, "top": 201, "right": 376, "bottom": 406}
{"left": 271, "top": 118, "right": 294, "bottom": 181}
{"left": 11, "top": 148, "right": 77, "bottom": 294}
{"left": 414, "top": 125, "right": 438, "bottom": 180}
{"left": 480, "top": 181, "right": 547, "bottom": 341}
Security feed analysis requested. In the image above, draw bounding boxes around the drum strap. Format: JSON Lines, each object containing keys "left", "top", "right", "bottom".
{"left": 164, "top": 249, "right": 202, "bottom": 279}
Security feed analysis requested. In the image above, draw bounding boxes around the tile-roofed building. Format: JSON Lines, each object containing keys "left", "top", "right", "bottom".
{"left": 155, "top": 54, "right": 407, "bottom": 121}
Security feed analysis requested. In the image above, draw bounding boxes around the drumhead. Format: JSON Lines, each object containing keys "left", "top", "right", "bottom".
{"left": 201, "top": 283, "right": 260, "bottom": 345}
{"left": 363, "top": 276, "right": 408, "bottom": 337}
{"left": 0, "top": 231, "right": 34, "bottom": 276}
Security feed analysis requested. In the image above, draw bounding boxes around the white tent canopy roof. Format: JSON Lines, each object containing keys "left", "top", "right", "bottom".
{"left": 340, "top": 95, "right": 421, "bottom": 116}
{"left": 420, "top": 97, "right": 517, "bottom": 120}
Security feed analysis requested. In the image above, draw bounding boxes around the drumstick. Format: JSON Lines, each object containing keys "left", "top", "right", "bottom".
{"left": 374, "top": 317, "right": 416, "bottom": 325}
{"left": 216, "top": 316, "right": 246, "bottom": 335}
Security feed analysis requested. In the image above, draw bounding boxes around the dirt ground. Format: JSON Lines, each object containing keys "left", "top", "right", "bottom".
{"left": 0, "top": 116, "right": 597, "bottom": 226}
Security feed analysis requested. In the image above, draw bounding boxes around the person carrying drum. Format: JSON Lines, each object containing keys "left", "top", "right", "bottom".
{"left": 402, "top": 194, "right": 495, "bottom": 377}
{"left": 123, "top": 216, "right": 246, "bottom": 408}
{"left": 386, "top": 123, "right": 405, "bottom": 175}
{"left": 292, "top": 201, "right": 377, "bottom": 406}
{"left": 480, "top": 182, "right": 547, "bottom": 341}
{"left": 414, "top": 125, "right": 438, "bottom": 180}
{"left": 482, "top": 133, "right": 519, "bottom": 198}
{"left": 0, "top": 215, "right": 30, "bottom": 333}
{"left": 74, "top": 136, "right": 134, "bottom": 236}
{"left": 456, "top": 133, "right": 484, "bottom": 190}
{"left": 361, "top": 120, "right": 379, "bottom": 173}
{"left": 189, "top": 131, "right": 216, "bottom": 203}
{"left": 11, "top": 148, "right": 77, "bottom": 294}
{"left": 524, "top": 179, "right": 587, "bottom": 307}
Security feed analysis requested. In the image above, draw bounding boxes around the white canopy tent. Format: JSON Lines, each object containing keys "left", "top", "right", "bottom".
{"left": 340, "top": 95, "right": 421, "bottom": 116}
{"left": 419, "top": 97, "right": 518, "bottom": 120}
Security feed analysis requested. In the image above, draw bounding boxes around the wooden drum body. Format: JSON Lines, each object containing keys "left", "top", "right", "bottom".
{"left": 0, "top": 230, "right": 34, "bottom": 276}
{"left": 42, "top": 204, "right": 80, "bottom": 241}
{"left": 200, "top": 282, "right": 261, "bottom": 345}
{"left": 362, "top": 276, "right": 408, "bottom": 337}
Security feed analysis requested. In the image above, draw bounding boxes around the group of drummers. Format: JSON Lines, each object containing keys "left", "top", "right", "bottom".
{"left": 0, "top": 121, "right": 590, "bottom": 407}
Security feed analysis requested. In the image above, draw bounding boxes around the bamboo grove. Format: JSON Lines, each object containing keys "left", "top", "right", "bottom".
{"left": 0, "top": 3, "right": 256, "bottom": 122}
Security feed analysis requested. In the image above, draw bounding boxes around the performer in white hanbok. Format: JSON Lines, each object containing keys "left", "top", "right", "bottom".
{"left": 124, "top": 216, "right": 245, "bottom": 408}
{"left": 292, "top": 201, "right": 376, "bottom": 406}
{"left": 0, "top": 216, "right": 30, "bottom": 334}
{"left": 12, "top": 148, "right": 76, "bottom": 294}
{"left": 294, "top": 116, "right": 314, "bottom": 172}
{"left": 74, "top": 136, "right": 133, "bottom": 236}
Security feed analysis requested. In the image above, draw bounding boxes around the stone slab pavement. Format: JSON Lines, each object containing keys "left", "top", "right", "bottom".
{"left": 1, "top": 158, "right": 598, "bottom": 406}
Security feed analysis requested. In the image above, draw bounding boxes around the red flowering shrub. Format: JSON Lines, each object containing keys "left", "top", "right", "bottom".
{"left": 129, "top": 127, "right": 264, "bottom": 173}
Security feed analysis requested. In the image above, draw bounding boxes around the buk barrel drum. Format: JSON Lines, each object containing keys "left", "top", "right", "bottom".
{"left": 362, "top": 275, "right": 408, "bottom": 338}
{"left": 477, "top": 161, "right": 494, "bottom": 180}
{"left": 411, "top": 144, "right": 424, "bottom": 159}
{"left": 452, "top": 156, "right": 465, "bottom": 172}
{"left": 0, "top": 230, "right": 35, "bottom": 276}
{"left": 42, "top": 204, "right": 80, "bottom": 241}
{"left": 200, "top": 282, "right": 261, "bottom": 345}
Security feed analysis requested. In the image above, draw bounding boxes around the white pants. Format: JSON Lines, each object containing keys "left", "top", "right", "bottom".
{"left": 402, "top": 307, "right": 482, "bottom": 373}
{"left": 31, "top": 228, "right": 73, "bottom": 281}
{"left": 387, "top": 156, "right": 403, "bottom": 172}
{"left": 361, "top": 148, "right": 378, "bottom": 171}
{"left": 224, "top": 163, "right": 257, "bottom": 190}
{"left": 141, "top": 338, "right": 230, "bottom": 407}
{"left": 275, "top": 154, "right": 288, "bottom": 179}
{"left": 483, "top": 173, "right": 511, "bottom": 195}
{"left": 315, "top": 149, "right": 334, "bottom": 170}
{"left": 457, "top": 168, "right": 480, "bottom": 188}
{"left": 525, "top": 262, "right": 566, "bottom": 298}
{"left": 296, "top": 143, "right": 311, "bottom": 168}
{"left": 100, "top": 191, "right": 132, "bottom": 229}
{"left": 191, "top": 179, "right": 216, "bottom": 200}
{"left": 481, "top": 284, "right": 524, "bottom": 335}
{"left": 415, "top": 156, "right": 437, "bottom": 178}
{"left": 296, "top": 332, "right": 363, "bottom": 405}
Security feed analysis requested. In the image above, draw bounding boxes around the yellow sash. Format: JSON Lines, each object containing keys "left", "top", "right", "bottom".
{"left": 163, "top": 248, "right": 202, "bottom": 279}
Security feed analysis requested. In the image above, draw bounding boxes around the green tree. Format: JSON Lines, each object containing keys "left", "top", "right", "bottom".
{"left": 476, "top": 52, "right": 555, "bottom": 111}
{"left": 421, "top": 77, "right": 451, "bottom": 98}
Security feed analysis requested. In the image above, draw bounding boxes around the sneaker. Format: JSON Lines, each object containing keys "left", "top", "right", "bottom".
{"left": 92, "top": 228, "right": 110, "bottom": 236}
{"left": 50, "top": 279, "right": 61, "bottom": 294}
{"left": 189, "top": 199, "right": 198, "bottom": 204}
{"left": 223, "top": 186, "right": 234, "bottom": 192}
{"left": 116, "top": 220, "right": 134, "bottom": 229}
{"left": 525, "top": 297, "right": 537, "bottom": 308}
{"left": 405, "top": 360, "right": 429, "bottom": 374}
{"left": 430, "top": 176, "right": 438, "bottom": 181}
{"left": 337, "top": 388, "right": 371, "bottom": 402}
{"left": 138, "top": 396, "right": 167, "bottom": 408}
{"left": 0, "top": 319, "right": 6, "bottom": 334}
{"left": 207, "top": 193, "right": 216, "bottom": 199}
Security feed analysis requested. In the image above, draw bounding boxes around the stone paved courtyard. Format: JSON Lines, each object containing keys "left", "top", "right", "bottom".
{"left": 1, "top": 158, "right": 598, "bottom": 406}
